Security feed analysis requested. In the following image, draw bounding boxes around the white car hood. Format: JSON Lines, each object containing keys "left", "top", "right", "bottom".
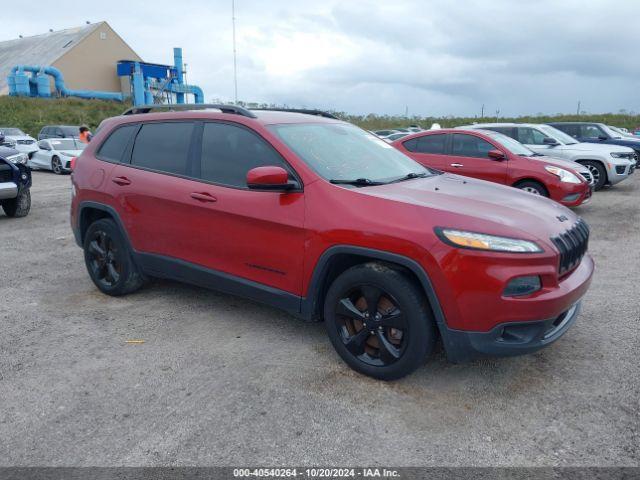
{"left": 556, "top": 142, "right": 634, "bottom": 154}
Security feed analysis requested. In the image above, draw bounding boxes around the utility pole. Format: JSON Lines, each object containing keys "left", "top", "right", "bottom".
{"left": 481, "top": 104, "right": 484, "bottom": 119}
{"left": 576, "top": 100, "right": 581, "bottom": 116}
{"left": 405, "top": 105, "right": 408, "bottom": 118}
{"left": 495, "top": 108, "right": 500, "bottom": 122}
{"left": 232, "top": 0, "right": 238, "bottom": 104}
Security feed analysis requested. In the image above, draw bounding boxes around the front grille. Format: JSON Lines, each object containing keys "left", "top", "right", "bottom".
{"left": 551, "top": 219, "right": 590, "bottom": 275}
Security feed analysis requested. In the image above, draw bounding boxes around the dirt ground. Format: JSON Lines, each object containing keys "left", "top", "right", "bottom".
{"left": 0, "top": 171, "right": 638, "bottom": 466}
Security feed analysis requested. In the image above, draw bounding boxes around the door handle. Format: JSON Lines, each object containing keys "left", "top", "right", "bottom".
{"left": 450, "top": 163, "right": 464, "bottom": 168}
{"left": 190, "top": 192, "right": 217, "bottom": 203}
{"left": 112, "top": 176, "right": 131, "bottom": 186}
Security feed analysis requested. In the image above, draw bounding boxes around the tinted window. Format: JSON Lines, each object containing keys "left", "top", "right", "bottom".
{"left": 402, "top": 138, "right": 418, "bottom": 151}
{"left": 552, "top": 124, "right": 579, "bottom": 138}
{"left": 451, "top": 134, "right": 494, "bottom": 158}
{"left": 98, "top": 125, "right": 137, "bottom": 162}
{"left": 579, "top": 124, "right": 605, "bottom": 138}
{"left": 412, "top": 134, "right": 447, "bottom": 154}
{"left": 516, "top": 127, "right": 548, "bottom": 145}
{"left": 200, "top": 122, "right": 288, "bottom": 187}
{"left": 61, "top": 126, "right": 79, "bottom": 136}
{"left": 131, "top": 122, "right": 194, "bottom": 175}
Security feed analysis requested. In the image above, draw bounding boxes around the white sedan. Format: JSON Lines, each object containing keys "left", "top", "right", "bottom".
{"left": 29, "top": 139, "right": 85, "bottom": 174}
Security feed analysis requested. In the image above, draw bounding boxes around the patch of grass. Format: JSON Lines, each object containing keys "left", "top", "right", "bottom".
{"left": 0, "top": 96, "right": 128, "bottom": 137}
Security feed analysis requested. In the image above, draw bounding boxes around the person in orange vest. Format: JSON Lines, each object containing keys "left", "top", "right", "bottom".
{"left": 79, "top": 125, "right": 93, "bottom": 143}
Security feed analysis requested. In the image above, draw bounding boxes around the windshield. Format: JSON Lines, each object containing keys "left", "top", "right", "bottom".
{"left": 483, "top": 131, "right": 536, "bottom": 156}
{"left": 603, "top": 125, "right": 633, "bottom": 138}
{"left": 269, "top": 123, "right": 431, "bottom": 183}
{"left": 50, "top": 139, "right": 84, "bottom": 150}
{"left": 61, "top": 126, "right": 80, "bottom": 136}
{"left": 539, "top": 125, "right": 579, "bottom": 145}
{"left": 0, "top": 128, "right": 25, "bottom": 136}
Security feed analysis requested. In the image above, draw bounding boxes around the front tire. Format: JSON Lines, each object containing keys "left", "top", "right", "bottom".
{"left": 515, "top": 180, "right": 549, "bottom": 197}
{"left": 580, "top": 161, "right": 607, "bottom": 190}
{"left": 1, "top": 189, "right": 31, "bottom": 217}
{"left": 323, "top": 263, "right": 436, "bottom": 380}
{"left": 83, "top": 218, "right": 145, "bottom": 296}
{"left": 51, "top": 156, "right": 64, "bottom": 175}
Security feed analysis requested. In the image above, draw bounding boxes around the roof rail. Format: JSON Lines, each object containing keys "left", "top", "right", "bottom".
{"left": 250, "top": 108, "right": 339, "bottom": 119}
{"left": 121, "top": 104, "right": 257, "bottom": 118}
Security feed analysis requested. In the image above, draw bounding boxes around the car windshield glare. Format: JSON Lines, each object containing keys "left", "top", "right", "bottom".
{"left": 540, "top": 125, "right": 578, "bottom": 145}
{"left": 269, "top": 123, "right": 430, "bottom": 183}
{"left": 0, "top": 128, "right": 25, "bottom": 136}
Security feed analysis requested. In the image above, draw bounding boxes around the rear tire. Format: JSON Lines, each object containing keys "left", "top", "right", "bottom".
{"left": 323, "top": 263, "right": 436, "bottom": 380}
{"left": 2, "top": 189, "right": 31, "bottom": 217}
{"left": 83, "top": 218, "right": 146, "bottom": 296}
{"left": 580, "top": 161, "right": 607, "bottom": 190}
{"left": 516, "top": 180, "right": 549, "bottom": 197}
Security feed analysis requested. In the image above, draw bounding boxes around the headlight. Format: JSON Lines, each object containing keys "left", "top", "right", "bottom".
{"left": 436, "top": 228, "right": 543, "bottom": 253}
{"left": 611, "top": 152, "right": 631, "bottom": 158}
{"left": 545, "top": 166, "right": 581, "bottom": 184}
{"left": 5, "top": 153, "right": 28, "bottom": 165}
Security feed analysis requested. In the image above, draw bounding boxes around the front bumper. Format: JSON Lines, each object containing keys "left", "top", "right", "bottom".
{"left": 608, "top": 161, "right": 635, "bottom": 184}
{"left": 0, "top": 181, "right": 18, "bottom": 200}
{"left": 442, "top": 301, "right": 582, "bottom": 362}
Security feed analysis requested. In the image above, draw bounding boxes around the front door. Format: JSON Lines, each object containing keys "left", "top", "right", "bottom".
{"left": 447, "top": 133, "right": 507, "bottom": 184}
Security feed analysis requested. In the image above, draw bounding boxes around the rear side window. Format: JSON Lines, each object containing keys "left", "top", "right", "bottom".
{"left": 451, "top": 134, "right": 494, "bottom": 158}
{"left": 554, "top": 124, "right": 579, "bottom": 137}
{"left": 200, "top": 122, "right": 288, "bottom": 188}
{"left": 579, "top": 124, "right": 605, "bottom": 139}
{"left": 97, "top": 125, "right": 137, "bottom": 162}
{"left": 414, "top": 134, "right": 447, "bottom": 154}
{"left": 131, "top": 122, "right": 194, "bottom": 175}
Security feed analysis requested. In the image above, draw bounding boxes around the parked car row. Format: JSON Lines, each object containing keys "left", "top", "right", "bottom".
{"left": 372, "top": 125, "right": 424, "bottom": 142}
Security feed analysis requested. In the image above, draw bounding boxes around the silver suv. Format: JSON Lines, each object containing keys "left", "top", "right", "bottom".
{"left": 463, "top": 123, "right": 636, "bottom": 190}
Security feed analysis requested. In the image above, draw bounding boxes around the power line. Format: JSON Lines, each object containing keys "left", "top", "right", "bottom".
{"left": 232, "top": 0, "right": 238, "bottom": 104}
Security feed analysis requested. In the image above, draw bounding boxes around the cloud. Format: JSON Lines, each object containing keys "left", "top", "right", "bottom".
{"left": 1, "top": 0, "right": 639, "bottom": 116}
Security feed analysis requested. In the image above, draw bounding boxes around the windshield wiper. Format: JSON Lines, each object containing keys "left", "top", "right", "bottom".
{"left": 389, "top": 172, "right": 430, "bottom": 183}
{"left": 330, "top": 178, "right": 386, "bottom": 186}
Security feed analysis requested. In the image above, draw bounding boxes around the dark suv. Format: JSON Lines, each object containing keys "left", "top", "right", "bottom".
{"left": 548, "top": 122, "right": 640, "bottom": 167}
{"left": 38, "top": 125, "right": 80, "bottom": 140}
{"left": 0, "top": 141, "right": 31, "bottom": 218}
{"left": 70, "top": 105, "right": 594, "bottom": 380}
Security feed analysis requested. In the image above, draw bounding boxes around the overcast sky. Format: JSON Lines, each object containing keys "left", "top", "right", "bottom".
{"left": 2, "top": 0, "right": 639, "bottom": 117}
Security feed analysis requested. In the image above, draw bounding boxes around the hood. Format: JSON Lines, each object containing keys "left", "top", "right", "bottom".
{"left": 529, "top": 155, "right": 589, "bottom": 174}
{"left": 362, "top": 173, "right": 579, "bottom": 241}
{"left": 557, "top": 142, "right": 634, "bottom": 154}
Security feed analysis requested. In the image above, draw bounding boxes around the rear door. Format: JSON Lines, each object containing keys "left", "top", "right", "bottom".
{"left": 447, "top": 133, "right": 507, "bottom": 184}
{"left": 401, "top": 133, "right": 448, "bottom": 169}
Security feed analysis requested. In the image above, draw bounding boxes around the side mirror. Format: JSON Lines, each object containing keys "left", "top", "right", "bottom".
{"left": 542, "top": 137, "right": 559, "bottom": 146}
{"left": 488, "top": 149, "right": 506, "bottom": 160}
{"left": 247, "top": 166, "right": 296, "bottom": 191}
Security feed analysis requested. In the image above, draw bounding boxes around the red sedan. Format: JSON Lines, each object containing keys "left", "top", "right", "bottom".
{"left": 392, "top": 128, "right": 592, "bottom": 207}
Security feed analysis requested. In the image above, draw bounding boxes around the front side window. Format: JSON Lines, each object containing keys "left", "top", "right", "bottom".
{"left": 200, "top": 122, "right": 289, "bottom": 187}
{"left": 451, "top": 134, "right": 495, "bottom": 158}
{"left": 131, "top": 122, "right": 194, "bottom": 175}
{"left": 553, "top": 124, "right": 579, "bottom": 138}
{"left": 98, "top": 125, "right": 137, "bottom": 162}
{"left": 269, "top": 123, "right": 429, "bottom": 183}
{"left": 539, "top": 125, "right": 579, "bottom": 145}
{"left": 516, "top": 127, "right": 548, "bottom": 145}
{"left": 579, "top": 124, "right": 606, "bottom": 139}
{"left": 50, "top": 139, "right": 84, "bottom": 151}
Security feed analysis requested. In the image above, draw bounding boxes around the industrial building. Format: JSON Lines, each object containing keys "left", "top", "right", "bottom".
{"left": 0, "top": 21, "right": 141, "bottom": 96}
{"left": 0, "top": 21, "right": 203, "bottom": 106}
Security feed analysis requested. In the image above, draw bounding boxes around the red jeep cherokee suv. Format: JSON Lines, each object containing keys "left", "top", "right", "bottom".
{"left": 70, "top": 105, "right": 594, "bottom": 380}
{"left": 392, "top": 128, "right": 592, "bottom": 207}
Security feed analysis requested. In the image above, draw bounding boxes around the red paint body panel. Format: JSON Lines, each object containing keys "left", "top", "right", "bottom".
{"left": 392, "top": 129, "right": 592, "bottom": 207}
{"left": 71, "top": 111, "right": 594, "bottom": 335}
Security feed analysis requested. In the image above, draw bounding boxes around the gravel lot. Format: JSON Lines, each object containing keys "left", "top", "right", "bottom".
{"left": 0, "top": 171, "right": 638, "bottom": 467}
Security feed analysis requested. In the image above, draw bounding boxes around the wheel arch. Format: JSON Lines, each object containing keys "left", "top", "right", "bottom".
{"left": 575, "top": 158, "right": 608, "bottom": 181}
{"left": 302, "top": 246, "right": 447, "bottom": 331}
{"left": 78, "top": 202, "right": 131, "bottom": 249}
{"left": 512, "top": 178, "right": 549, "bottom": 194}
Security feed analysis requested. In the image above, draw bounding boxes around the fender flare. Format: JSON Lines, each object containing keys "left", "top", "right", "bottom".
{"left": 301, "top": 245, "right": 448, "bottom": 330}
{"left": 76, "top": 201, "right": 132, "bottom": 251}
